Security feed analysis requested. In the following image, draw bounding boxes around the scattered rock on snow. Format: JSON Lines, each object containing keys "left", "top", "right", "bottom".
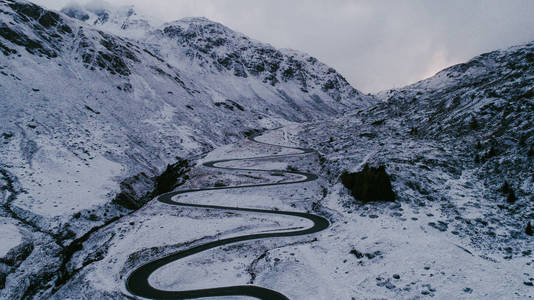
{"left": 428, "top": 221, "right": 449, "bottom": 232}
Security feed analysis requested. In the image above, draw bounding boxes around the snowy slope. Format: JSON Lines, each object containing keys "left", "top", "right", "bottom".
{"left": 295, "top": 41, "right": 534, "bottom": 298}
{"left": 0, "top": 0, "right": 371, "bottom": 232}
{"left": 0, "top": 1, "right": 373, "bottom": 298}
{"left": 60, "top": 3, "right": 363, "bottom": 108}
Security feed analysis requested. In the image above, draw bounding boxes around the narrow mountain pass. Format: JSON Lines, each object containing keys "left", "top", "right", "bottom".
{"left": 125, "top": 132, "right": 330, "bottom": 299}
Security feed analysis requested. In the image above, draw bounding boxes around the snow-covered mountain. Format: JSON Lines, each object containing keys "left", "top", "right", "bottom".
{"left": 0, "top": 0, "right": 369, "bottom": 231}
{"left": 296, "top": 41, "right": 533, "bottom": 298}
{"left": 1, "top": 0, "right": 532, "bottom": 299}
{"left": 60, "top": 2, "right": 156, "bottom": 38}
{"left": 303, "top": 40, "right": 534, "bottom": 245}
{"left": 60, "top": 2, "right": 362, "bottom": 105}
{"left": 0, "top": 1, "right": 373, "bottom": 297}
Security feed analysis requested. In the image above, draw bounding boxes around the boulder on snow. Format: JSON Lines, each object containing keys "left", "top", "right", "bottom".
{"left": 340, "top": 164, "right": 395, "bottom": 203}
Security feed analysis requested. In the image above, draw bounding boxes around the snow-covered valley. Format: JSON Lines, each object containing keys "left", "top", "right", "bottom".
{"left": 1, "top": 0, "right": 533, "bottom": 299}
{"left": 32, "top": 125, "right": 534, "bottom": 299}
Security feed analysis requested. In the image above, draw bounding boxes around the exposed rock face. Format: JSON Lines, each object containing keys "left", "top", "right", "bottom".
{"left": 113, "top": 157, "right": 190, "bottom": 209}
{"left": 527, "top": 222, "right": 533, "bottom": 236}
{"left": 112, "top": 172, "right": 155, "bottom": 210}
{"left": 340, "top": 165, "right": 395, "bottom": 203}
{"left": 153, "top": 158, "right": 190, "bottom": 196}
{"left": 0, "top": 1, "right": 72, "bottom": 58}
{"left": 154, "top": 17, "right": 361, "bottom": 103}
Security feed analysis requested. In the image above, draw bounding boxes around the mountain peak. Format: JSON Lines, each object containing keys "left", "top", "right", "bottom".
{"left": 60, "top": 1, "right": 157, "bottom": 38}
{"left": 177, "top": 16, "right": 213, "bottom": 23}
{"left": 162, "top": 16, "right": 240, "bottom": 40}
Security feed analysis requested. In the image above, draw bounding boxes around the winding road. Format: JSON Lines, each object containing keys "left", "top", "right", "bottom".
{"left": 125, "top": 133, "right": 329, "bottom": 299}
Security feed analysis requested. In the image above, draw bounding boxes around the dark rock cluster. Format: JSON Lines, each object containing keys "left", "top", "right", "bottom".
{"left": 0, "top": 1, "right": 72, "bottom": 58}
{"left": 340, "top": 165, "right": 395, "bottom": 203}
{"left": 113, "top": 158, "right": 191, "bottom": 210}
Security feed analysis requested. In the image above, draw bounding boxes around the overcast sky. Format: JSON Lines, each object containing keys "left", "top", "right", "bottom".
{"left": 33, "top": 0, "right": 534, "bottom": 93}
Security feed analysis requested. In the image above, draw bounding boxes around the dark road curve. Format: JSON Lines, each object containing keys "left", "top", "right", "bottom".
{"left": 125, "top": 133, "right": 330, "bottom": 300}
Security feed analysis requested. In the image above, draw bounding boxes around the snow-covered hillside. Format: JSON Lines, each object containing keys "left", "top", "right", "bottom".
{"left": 60, "top": 1, "right": 364, "bottom": 105}
{"left": 0, "top": 0, "right": 372, "bottom": 298}
{"left": 295, "top": 41, "right": 534, "bottom": 298}
{"left": 0, "top": 0, "right": 370, "bottom": 234}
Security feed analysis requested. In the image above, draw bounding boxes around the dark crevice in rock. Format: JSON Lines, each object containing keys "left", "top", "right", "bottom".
{"left": 526, "top": 222, "right": 533, "bottom": 236}
{"left": 0, "top": 242, "right": 34, "bottom": 267}
{"left": 52, "top": 221, "right": 121, "bottom": 292}
{"left": 112, "top": 172, "right": 155, "bottom": 210}
{"left": 153, "top": 158, "right": 190, "bottom": 196}
{"left": 0, "top": 241, "right": 34, "bottom": 290}
{"left": 242, "top": 128, "right": 266, "bottom": 138}
{"left": 340, "top": 164, "right": 396, "bottom": 203}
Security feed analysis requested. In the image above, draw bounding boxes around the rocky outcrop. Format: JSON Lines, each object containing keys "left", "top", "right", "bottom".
{"left": 340, "top": 165, "right": 395, "bottom": 203}
{"left": 112, "top": 172, "right": 155, "bottom": 210}
{"left": 153, "top": 158, "right": 190, "bottom": 196}
{"left": 112, "top": 158, "right": 191, "bottom": 210}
